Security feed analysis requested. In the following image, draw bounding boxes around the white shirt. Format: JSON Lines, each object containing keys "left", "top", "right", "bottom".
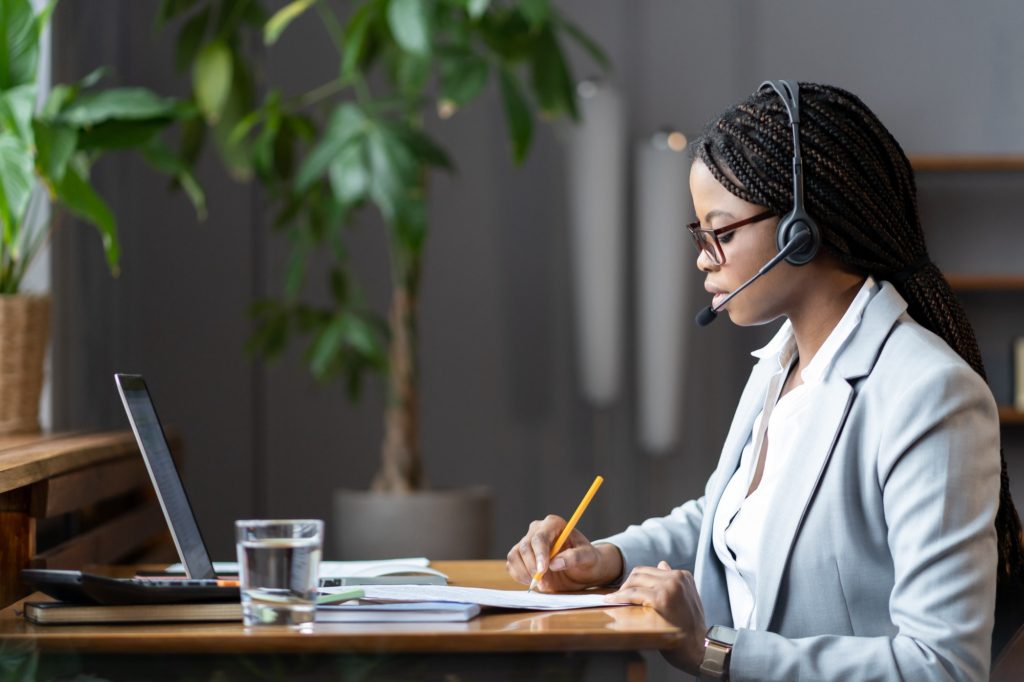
{"left": 711, "top": 276, "right": 879, "bottom": 629}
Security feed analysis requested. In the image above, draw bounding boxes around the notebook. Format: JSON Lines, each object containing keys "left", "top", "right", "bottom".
{"left": 23, "top": 600, "right": 242, "bottom": 625}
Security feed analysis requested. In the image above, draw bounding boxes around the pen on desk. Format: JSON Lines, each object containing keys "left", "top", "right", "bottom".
{"left": 528, "top": 475, "right": 604, "bottom": 593}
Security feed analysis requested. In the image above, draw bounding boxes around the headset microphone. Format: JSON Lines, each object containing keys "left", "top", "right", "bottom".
{"left": 695, "top": 230, "right": 810, "bottom": 327}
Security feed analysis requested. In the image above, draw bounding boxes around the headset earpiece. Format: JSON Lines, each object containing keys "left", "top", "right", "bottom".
{"left": 758, "top": 80, "right": 821, "bottom": 266}
{"left": 775, "top": 211, "right": 820, "bottom": 265}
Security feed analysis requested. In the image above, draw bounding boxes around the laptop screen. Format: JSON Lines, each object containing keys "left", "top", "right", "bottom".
{"left": 115, "top": 373, "right": 217, "bottom": 580}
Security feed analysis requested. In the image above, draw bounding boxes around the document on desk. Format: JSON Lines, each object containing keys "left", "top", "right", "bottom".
{"left": 322, "top": 584, "right": 628, "bottom": 610}
{"left": 166, "top": 558, "right": 436, "bottom": 579}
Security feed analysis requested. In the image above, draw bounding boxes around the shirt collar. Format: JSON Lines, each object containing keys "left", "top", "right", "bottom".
{"left": 750, "top": 276, "right": 878, "bottom": 384}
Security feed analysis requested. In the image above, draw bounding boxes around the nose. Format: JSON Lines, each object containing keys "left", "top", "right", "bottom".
{"left": 696, "top": 247, "right": 719, "bottom": 273}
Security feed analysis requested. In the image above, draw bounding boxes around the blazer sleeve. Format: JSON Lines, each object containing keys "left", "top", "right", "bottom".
{"left": 730, "top": 362, "right": 1001, "bottom": 682}
{"left": 595, "top": 487, "right": 709, "bottom": 579}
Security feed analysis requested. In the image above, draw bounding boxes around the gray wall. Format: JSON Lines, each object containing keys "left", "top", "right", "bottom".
{"left": 53, "top": 0, "right": 1024, "bottom": 569}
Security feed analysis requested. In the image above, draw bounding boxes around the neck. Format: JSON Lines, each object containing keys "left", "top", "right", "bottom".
{"left": 787, "top": 273, "right": 867, "bottom": 369}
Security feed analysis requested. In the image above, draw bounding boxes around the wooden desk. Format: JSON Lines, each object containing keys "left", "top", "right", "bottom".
{"left": 0, "top": 431, "right": 177, "bottom": 607}
{"left": 0, "top": 561, "right": 682, "bottom": 681}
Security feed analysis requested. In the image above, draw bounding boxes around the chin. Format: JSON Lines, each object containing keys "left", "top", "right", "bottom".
{"left": 725, "top": 307, "right": 781, "bottom": 328}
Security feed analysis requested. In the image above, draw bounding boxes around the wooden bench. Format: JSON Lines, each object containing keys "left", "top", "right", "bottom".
{"left": 0, "top": 431, "right": 177, "bottom": 606}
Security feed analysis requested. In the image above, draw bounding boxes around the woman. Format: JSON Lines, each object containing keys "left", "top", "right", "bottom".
{"left": 507, "top": 81, "right": 1024, "bottom": 681}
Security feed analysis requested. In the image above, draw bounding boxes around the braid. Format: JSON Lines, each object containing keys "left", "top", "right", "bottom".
{"left": 693, "top": 82, "right": 1024, "bottom": 605}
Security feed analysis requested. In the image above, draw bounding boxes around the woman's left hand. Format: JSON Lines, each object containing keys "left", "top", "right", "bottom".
{"left": 605, "top": 561, "right": 707, "bottom": 674}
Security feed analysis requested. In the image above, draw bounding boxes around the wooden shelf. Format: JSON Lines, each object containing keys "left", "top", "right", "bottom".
{"left": 910, "top": 155, "right": 1024, "bottom": 172}
{"left": 945, "top": 274, "right": 1024, "bottom": 291}
{"left": 999, "top": 406, "right": 1024, "bottom": 424}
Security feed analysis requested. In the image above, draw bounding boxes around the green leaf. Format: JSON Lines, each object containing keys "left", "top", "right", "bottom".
{"left": 440, "top": 50, "right": 489, "bottom": 106}
{"left": 247, "top": 300, "right": 291, "bottom": 358}
{"left": 559, "top": 17, "right": 611, "bottom": 72}
{"left": 386, "top": 122, "right": 452, "bottom": 170}
{"left": 366, "top": 124, "right": 417, "bottom": 223}
{"left": 529, "top": 27, "right": 577, "bottom": 119}
{"left": 264, "top": 0, "right": 315, "bottom": 45}
{"left": 175, "top": 5, "right": 210, "bottom": 72}
{"left": 284, "top": 230, "right": 308, "bottom": 299}
{"left": 178, "top": 114, "right": 206, "bottom": 166}
{"left": 140, "top": 138, "right": 207, "bottom": 220}
{"left": 394, "top": 51, "right": 431, "bottom": 97}
{"left": 392, "top": 196, "right": 427, "bottom": 254}
{"left": 329, "top": 268, "right": 348, "bottom": 303}
{"left": 193, "top": 40, "right": 233, "bottom": 124}
{"left": 54, "top": 166, "right": 120, "bottom": 275}
{"left": 0, "top": 131, "right": 33, "bottom": 249}
{"left": 498, "top": 66, "right": 532, "bottom": 164}
{"left": 341, "top": 1, "right": 379, "bottom": 81}
{"left": 32, "top": 119, "right": 76, "bottom": 184}
{"left": 295, "top": 104, "right": 366, "bottom": 192}
{"left": 309, "top": 313, "right": 348, "bottom": 379}
{"left": 77, "top": 118, "right": 170, "bottom": 150}
{"left": 0, "top": 0, "right": 38, "bottom": 89}
{"left": 519, "top": 0, "right": 548, "bottom": 28}
{"left": 35, "top": 0, "right": 59, "bottom": 34}
{"left": 387, "top": 0, "right": 431, "bottom": 55}
{"left": 328, "top": 140, "right": 369, "bottom": 206}
{"left": 467, "top": 0, "right": 490, "bottom": 20}
{"left": 0, "top": 84, "right": 34, "bottom": 142}
{"left": 479, "top": 8, "right": 537, "bottom": 61}
{"left": 58, "top": 88, "right": 179, "bottom": 126}
{"left": 211, "top": 52, "right": 255, "bottom": 179}
{"left": 156, "top": 0, "right": 203, "bottom": 29}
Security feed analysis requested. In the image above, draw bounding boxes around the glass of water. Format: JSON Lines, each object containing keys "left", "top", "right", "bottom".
{"left": 235, "top": 519, "right": 323, "bottom": 629}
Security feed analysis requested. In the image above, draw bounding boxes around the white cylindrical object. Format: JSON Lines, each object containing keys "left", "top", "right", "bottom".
{"left": 635, "top": 132, "right": 692, "bottom": 454}
{"left": 565, "top": 81, "right": 627, "bottom": 406}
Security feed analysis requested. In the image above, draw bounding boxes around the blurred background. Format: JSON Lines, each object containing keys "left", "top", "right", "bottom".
{"left": 37, "top": 0, "right": 1024, "bottom": 576}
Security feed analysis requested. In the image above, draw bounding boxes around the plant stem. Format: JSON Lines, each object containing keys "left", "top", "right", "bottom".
{"left": 293, "top": 79, "right": 348, "bottom": 110}
{"left": 373, "top": 256, "right": 424, "bottom": 493}
{"left": 315, "top": 0, "right": 346, "bottom": 56}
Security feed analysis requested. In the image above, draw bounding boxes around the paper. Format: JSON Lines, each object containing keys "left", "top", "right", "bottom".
{"left": 165, "top": 557, "right": 432, "bottom": 578}
{"left": 321, "top": 584, "right": 628, "bottom": 611}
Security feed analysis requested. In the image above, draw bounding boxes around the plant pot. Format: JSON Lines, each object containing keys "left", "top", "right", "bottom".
{"left": 0, "top": 294, "right": 50, "bottom": 436}
{"left": 333, "top": 486, "right": 493, "bottom": 560}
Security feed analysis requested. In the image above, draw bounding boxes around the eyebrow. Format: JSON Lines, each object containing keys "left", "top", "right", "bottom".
{"left": 703, "top": 209, "right": 735, "bottom": 223}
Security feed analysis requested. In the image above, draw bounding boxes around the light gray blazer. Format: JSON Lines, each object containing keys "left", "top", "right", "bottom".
{"left": 600, "top": 282, "right": 1000, "bottom": 681}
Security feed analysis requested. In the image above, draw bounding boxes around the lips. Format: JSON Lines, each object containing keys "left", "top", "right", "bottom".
{"left": 705, "top": 283, "right": 729, "bottom": 309}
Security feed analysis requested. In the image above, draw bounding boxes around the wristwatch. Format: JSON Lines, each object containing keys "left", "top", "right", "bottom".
{"left": 699, "top": 625, "right": 737, "bottom": 680}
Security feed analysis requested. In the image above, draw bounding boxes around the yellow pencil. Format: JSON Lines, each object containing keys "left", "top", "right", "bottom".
{"left": 528, "top": 475, "right": 604, "bottom": 592}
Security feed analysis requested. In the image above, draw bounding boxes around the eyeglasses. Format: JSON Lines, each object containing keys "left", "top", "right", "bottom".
{"left": 685, "top": 210, "right": 775, "bottom": 265}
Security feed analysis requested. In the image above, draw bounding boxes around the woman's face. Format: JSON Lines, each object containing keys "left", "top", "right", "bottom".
{"left": 689, "top": 160, "right": 799, "bottom": 326}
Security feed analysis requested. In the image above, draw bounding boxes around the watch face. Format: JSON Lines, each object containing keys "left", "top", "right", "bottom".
{"left": 707, "top": 625, "right": 738, "bottom": 646}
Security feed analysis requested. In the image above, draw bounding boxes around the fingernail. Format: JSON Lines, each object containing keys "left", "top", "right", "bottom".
{"left": 550, "top": 558, "right": 565, "bottom": 571}
{"left": 535, "top": 560, "right": 543, "bottom": 574}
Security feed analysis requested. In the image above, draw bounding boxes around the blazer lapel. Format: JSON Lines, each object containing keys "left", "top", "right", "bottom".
{"left": 752, "top": 281, "right": 909, "bottom": 630}
{"left": 694, "top": 358, "right": 775, "bottom": 626}
{"left": 752, "top": 379, "right": 854, "bottom": 631}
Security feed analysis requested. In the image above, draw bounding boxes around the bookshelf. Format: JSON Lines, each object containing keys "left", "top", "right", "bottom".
{"left": 909, "top": 155, "right": 1024, "bottom": 426}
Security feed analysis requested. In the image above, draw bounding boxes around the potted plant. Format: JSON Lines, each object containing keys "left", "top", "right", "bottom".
{"left": 0, "top": 0, "right": 203, "bottom": 435}
{"left": 161, "top": 0, "right": 608, "bottom": 557}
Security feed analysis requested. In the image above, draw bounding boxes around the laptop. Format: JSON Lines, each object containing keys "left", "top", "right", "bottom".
{"left": 18, "top": 374, "right": 238, "bottom": 605}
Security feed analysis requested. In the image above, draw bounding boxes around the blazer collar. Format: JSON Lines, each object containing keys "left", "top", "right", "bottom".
{"left": 697, "top": 281, "right": 908, "bottom": 630}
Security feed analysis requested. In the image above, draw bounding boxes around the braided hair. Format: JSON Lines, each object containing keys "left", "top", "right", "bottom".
{"left": 692, "top": 82, "right": 1024, "bottom": 643}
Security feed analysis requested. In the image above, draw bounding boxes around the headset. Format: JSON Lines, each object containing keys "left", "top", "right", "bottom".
{"left": 761, "top": 79, "right": 820, "bottom": 265}
{"left": 695, "top": 80, "right": 821, "bottom": 326}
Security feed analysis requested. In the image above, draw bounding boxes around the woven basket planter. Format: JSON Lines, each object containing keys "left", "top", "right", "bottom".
{"left": 0, "top": 295, "right": 50, "bottom": 435}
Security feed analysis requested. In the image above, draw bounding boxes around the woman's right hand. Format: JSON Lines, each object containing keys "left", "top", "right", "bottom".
{"left": 505, "top": 515, "right": 624, "bottom": 592}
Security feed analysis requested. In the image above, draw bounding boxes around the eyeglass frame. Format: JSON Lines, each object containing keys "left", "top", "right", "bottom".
{"left": 686, "top": 209, "right": 776, "bottom": 265}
